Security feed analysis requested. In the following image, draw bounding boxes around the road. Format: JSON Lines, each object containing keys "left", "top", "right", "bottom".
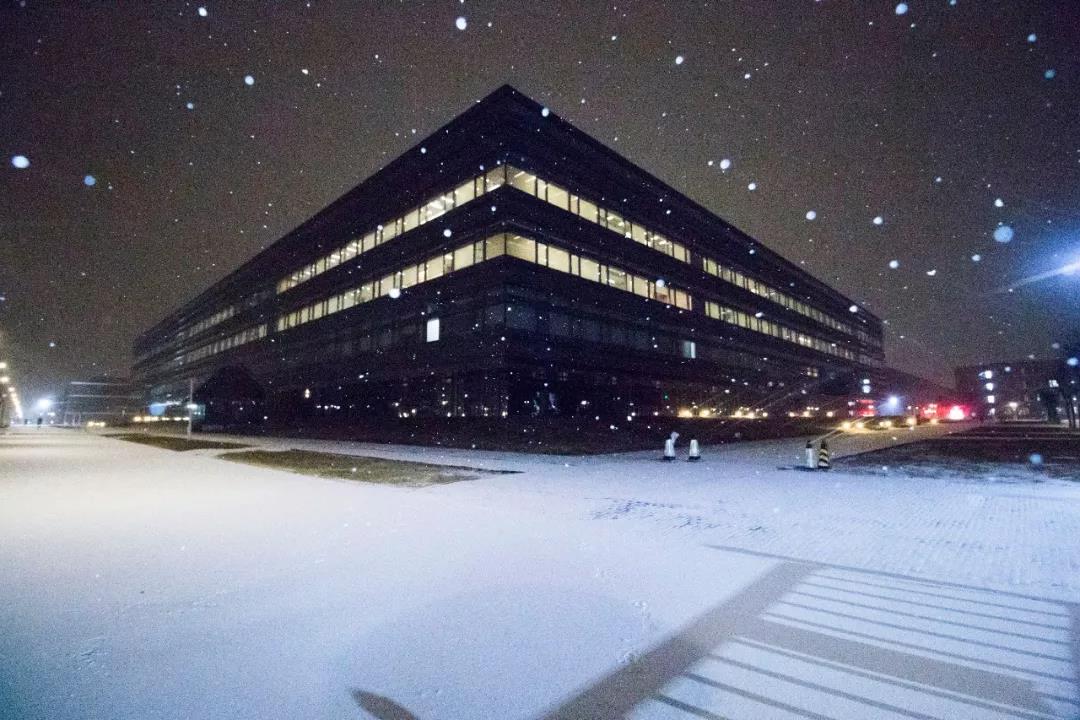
{"left": 1, "top": 425, "right": 1077, "bottom": 719}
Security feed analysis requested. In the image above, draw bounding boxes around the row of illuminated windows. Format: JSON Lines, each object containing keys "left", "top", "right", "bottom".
{"left": 140, "top": 289, "right": 274, "bottom": 365}
{"left": 704, "top": 301, "right": 855, "bottom": 361}
{"left": 175, "top": 324, "right": 268, "bottom": 367}
{"left": 702, "top": 258, "right": 855, "bottom": 337}
{"left": 166, "top": 241, "right": 858, "bottom": 369}
{"left": 500, "top": 166, "right": 691, "bottom": 263}
{"left": 499, "top": 164, "right": 875, "bottom": 346}
{"left": 275, "top": 231, "right": 855, "bottom": 363}
{"left": 272, "top": 159, "right": 870, "bottom": 353}
{"left": 137, "top": 305, "right": 240, "bottom": 364}
{"left": 500, "top": 233, "right": 694, "bottom": 309}
{"left": 180, "top": 305, "right": 237, "bottom": 341}
{"left": 276, "top": 167, "right": 509, "bottom": 294}
{"left": 276, "top": 233, "right": 694, "bottom": 333}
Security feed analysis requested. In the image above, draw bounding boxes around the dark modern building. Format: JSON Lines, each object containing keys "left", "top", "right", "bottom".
{"left": 133, "top": 85, "right": 888, "bottom": 428}
{"left": 956, "top": 359, "right": 1080, "bottom": 422}
{"left": 58, "top": 376, "right": 142, "bottom": 426}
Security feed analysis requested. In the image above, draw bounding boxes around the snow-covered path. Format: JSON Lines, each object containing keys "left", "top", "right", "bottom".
{"left": 1, "top": 426, "right": 1077, "bottom": 719}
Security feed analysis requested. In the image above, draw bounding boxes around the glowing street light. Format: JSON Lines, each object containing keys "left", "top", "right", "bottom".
{"left": 1000, "top": 257, "right": 1080, "bottom": 292}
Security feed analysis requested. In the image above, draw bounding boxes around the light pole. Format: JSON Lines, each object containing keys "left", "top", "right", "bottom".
{"left": 187, "top": 377, "right": 194, "bottom": 436}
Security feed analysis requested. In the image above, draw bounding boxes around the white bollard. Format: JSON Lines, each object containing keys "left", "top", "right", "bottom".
{"left": 663, "top": 438, "right": 676, "bottom": 461}
{"left": 805, "top": 440, "right": 816, "bottom": 469}
{"left": 688, "top": 439, "right": 701, "bottom": 461}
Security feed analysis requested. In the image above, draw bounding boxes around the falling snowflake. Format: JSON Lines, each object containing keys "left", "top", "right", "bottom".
{"left": 873, "top": 216, "right": 883, "bottom": 226}
{"left": 1044, "top": 69, "right": 1056, "bottom": 80}
{"left": 541, "top": 107, "right": 550, "bottom": 117}
{"left": 301, "top": 68, "right": 309, "bottom": 75}
{"left": 83, "top": 175, "right": 96, "bottom": 186}
{"left": 888, "top": 260, "right": 900, "bottom": 269}
{"left": 805, "top": 210, "right": 817, "bottom": 221}
{"left": 442, "top": 228, "right": 452, "bottom": 237}
{"left": 926, "top": 269, "right": 937, "bottom": 276}
{"left": 1027, "top": 33, "right": 1037, "bottom": 43}
{"left": 244, "top": 75, "right": 255, "bottom": 86}
{"left": 994, "top": 198, "right": 1004, "bottom": 208}
{"left": 971, "top": 254, "right": 982, "bottom": 262}
{"left": 186, "top": 101, "right": 194, "bottom": 110}
{"left": 1067, "top": 357, "right": 1079, "bottom": 367}
{"left": 993, "top": 225, "right": 1014, "bottom": 243}
{"left": 675, "top": 55, "right": 685, "bottom": 65}
{"left": 719, "top": 158, "right": 731, "bottom": 170}
{"left": 11, "top": 155, "right": 30, "bottom": 169}
{"left": 747, "top": 182, "right": 757, "bottom": 191}
{"left": 895, "top": 3, "right": 908, "bottom": 15}
{"left": 848, "top": 305, "right": 859, "bottom": 313}
{"left": 197, "top": 6, "right": 207, "bottom": 17}
{"left": 455, "top": 16, "right": 467, "bottom": 30}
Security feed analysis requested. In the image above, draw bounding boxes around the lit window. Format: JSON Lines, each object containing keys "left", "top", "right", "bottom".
{"left": 578, "top": 197, "right": 598, "bottom": 222}
{"left": 509, "top": 169, "right": 536, "bottom": 194}
{"left": 682, "top": 340, "right": 697, "bottom": 359}
{"left": 547, "top": 183, "right": 569, "bottom": 210}
{"left": 485, "top": 166, "right": 506, "bottom": 191}
{"left": 547, "top": 246, "right": 571, "bottom": 273}
{"left": 453, "top": 245, "right": 473, "bottom": 272}
{"left": 506, "top": 235, "right": 535, "bottom": 261}
{"left": 579, "top": 257, "right": 601, "bottom": 282}
{"left": 454, "top": 179, "right": 476, "bottom": 206}
{"left": 986, "top": 394, "right": 995, "bottom": 404}
{"left": 426, "top": 317, "right": 440, "bottom": 343}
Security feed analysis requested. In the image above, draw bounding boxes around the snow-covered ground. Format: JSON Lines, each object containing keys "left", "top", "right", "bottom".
{"left": 1, "top": 425, "right": 1077, "bottom": 719}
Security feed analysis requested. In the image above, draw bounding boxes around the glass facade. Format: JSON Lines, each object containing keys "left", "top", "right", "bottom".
{"left": 273, "top": 231, "right": 857, "bottom": 361}
{"left": 275, "top": 167, "right": 507, "bottom": 294}
{"left": 702, "top": 258, "right": 854, "bottom": 336}
{"left": 270, "top": 162, "right": 874, "bottom": 354}
{"left": 158, "top": 164, "right": 876, "bottom": 377}
{"left": 180, "top": 305, "right": 237, "bottom": 341}
{"left": 176, "top": 323, "right": 268, "bottom": 367}
{"left": 275, "top": 233, "right": 694, "bottom": 334}
{"left": 704, "top": 301, "right": 855, "bottom": 361}
{"left": 498, "top": 165, "right": 874, "bottom": 348}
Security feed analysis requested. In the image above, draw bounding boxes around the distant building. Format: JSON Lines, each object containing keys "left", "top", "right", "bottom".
{"left": 955, "top": 360, "right": 1079, "bottom": 421}
{"left": 134, "top": 85, "right": 896, "bottom": 428}
{"left": 59, "top": 376, "right": 142, "bottom": 425}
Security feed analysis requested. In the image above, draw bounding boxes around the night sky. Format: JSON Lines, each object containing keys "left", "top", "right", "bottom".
{"left": 2, "top": 1, "right": 1079, "bottom": 405}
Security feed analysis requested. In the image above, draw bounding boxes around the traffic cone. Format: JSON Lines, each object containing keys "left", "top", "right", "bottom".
{"left": 817, "top": 439, "right": 831, "bottom": 470}
{"left": 805, "top": 440, "right": 816, "bottom": 469}
{"left": 688, "top": 439, "right": 701, "bottom": 461}
{"left": 663, "top": 438, "right": 676, "bottom": 461}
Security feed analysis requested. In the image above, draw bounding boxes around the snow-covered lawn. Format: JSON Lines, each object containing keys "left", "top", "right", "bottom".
{"left": 1, "top": 425, "right": 1077, "bottom": 719}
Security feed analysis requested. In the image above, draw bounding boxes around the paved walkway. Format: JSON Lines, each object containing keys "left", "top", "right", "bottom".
{"left": 1, "top": 426, "right": 1077, "bottom": 719}
{"left": 92, "top": 418, "right": 980, "bottom": 472}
